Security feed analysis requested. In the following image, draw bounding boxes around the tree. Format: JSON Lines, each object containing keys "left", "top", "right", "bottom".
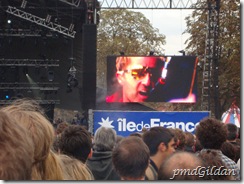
{"left": 184, "top": 0, "right": 240, "bottom": 117}
{"left": 97, "top": 9, "right": 166, "bottom": 88}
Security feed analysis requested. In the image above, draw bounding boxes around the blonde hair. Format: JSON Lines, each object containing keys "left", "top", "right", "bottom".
{"left": 0, "top": 110, "right": 34, "bottom": 180}
{"left": 115, "top": 56, "right": 165, "bottom": 71}
{"left": 59, "top": 154, "right": 94, "bottom": 180}
{"left": 1, "top": 99, "right": 65, "bottom": 180}
{"left": 116, "top": 56, "right": 131, "bottom": 71}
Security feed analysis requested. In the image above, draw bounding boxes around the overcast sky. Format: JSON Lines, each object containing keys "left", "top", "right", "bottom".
{"left": 134, "top": 9, "right": 194, "bottom": 56}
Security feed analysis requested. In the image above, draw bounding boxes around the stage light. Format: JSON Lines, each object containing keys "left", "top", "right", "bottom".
{"left": 149, "top": 51, "right": 154, "bottom": 56}
{"left": 48, "top": 70, "right": 54, "bottom": 82}
{"left": 23, "top": 66, "right": 28, "bottom": 76}
{"left": 179, "top": 50, "right": 186, "bottom": 56}
{"left": 45, "top": 14, "right": 52, "bottom": 23}
{"left": 67, "top": 73, "right": 78, "bottom": 88}
{"left": 66, "top": 63, "right": 78, "bottom": 92}
{"left": 21, "top": 0, "right": 27, "bottom": 8}
{"left": 3, "top": 90, "right": 12, "bottom": 100}
{"left": 66, "top": 84, "right": 72, "bottom": 93}
{"left": 120, "top": 51, "right": 125, "bottom": 56}
{"left": 69, "top": 23, "right": 74, "bottom": 32}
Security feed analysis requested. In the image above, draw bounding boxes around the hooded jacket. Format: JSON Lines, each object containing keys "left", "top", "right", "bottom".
{"left": 86, "top": 151, "right": 120, "bottom": 180}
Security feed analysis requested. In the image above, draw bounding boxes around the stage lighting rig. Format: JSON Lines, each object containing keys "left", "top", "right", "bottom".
{"left": 6, "top": 6, "right": 76, "bottom": 38}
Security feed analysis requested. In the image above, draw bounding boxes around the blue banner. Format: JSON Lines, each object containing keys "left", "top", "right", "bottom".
{"left": 93, "top": 111, "right": 210, "bottom": 137}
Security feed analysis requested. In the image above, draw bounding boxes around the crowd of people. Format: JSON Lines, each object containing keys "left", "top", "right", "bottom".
{"left": 0, "top": 98, "right": 241, "bottom": 180}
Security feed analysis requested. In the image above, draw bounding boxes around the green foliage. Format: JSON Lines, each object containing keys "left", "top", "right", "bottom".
{"left": 184, "top": 0, "right": 240, "bottom": 115}
{"left": 97, "top": 9, "right": 166, "bottom": 88}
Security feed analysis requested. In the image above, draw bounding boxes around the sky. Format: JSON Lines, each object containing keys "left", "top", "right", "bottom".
{"left": 134, "top": 9, "right": 194, "bottom": 56}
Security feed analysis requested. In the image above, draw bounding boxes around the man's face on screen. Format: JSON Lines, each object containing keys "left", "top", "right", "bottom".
{"left": 118, "top": 57, "right": 162, "bottom": 102}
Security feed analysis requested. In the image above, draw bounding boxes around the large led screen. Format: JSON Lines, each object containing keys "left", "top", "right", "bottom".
{"left": 106, "top": 56, "right": 198, "bottom": 103}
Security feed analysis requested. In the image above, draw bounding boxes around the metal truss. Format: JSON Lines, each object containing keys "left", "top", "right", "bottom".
{"left": 0, "top": 83, "right": 59, "bottom": 91}
{"left": 0, "top": 82, "right": 60, "bottom": 105}
{"left": 100, "top": 0, "right": 200, "bottom": 9}
{"left": 0, "top": 59, "right": 60, "bottom": 67}
{"left": 0, "top": 29, "right": 47, "bottom": 37}
{"left": 201, "top": 0, "right": 220, "bottom": 116}
{"left": 0, "top": 99, "right": 60, "bottom": 104}
{"left": 6, "top": 6, "right": 76, "bottom": 38}
{"left": 59, "top": 0, "right": 82, "bottom": 7}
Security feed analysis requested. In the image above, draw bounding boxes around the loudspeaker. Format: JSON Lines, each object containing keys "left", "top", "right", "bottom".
{"left": 81, "top": 24, "right": 97, "bottom": 110}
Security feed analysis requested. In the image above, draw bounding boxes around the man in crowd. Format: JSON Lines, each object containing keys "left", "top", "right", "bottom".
{"left": 225, "top": 123, "right": 240, "bottom": 163}
{"left": 112, "top": 136, "right": 150, "bottom": 180}
{"left": 58, "top": 125, "right": 93, "bottom": 163}
{"left": 86, "top": 126, "right": 120, "bottom": 180}
{"left": 158, "top": 152, "right": 205, "bottom": 180}
{"left": 195, "top": 117, "right": 240, "bottom": 180}
{"left": 142, "top": 126, "right": 176, "bottom": 180}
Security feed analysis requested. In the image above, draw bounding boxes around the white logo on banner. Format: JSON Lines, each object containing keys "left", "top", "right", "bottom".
{"left": 98, "top": 117, "right": 114, "bottom": 128}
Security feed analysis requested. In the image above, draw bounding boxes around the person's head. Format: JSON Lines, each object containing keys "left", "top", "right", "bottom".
{"left": 158, "top": 152, "right": 205, "bottom": 180}
{"left": 221, "top": 141, "right": 237, "bottom": 162}
{"left": 224, "top": 123, "right": 238, "bottom": 141}
{"left": 141, "top": 127, "right": 148, "bottom": 134}
{"left": 129, "top": 132, "right": 142, "bottom": 138}
{"left": 116, "top": 135, "right": 124, "bottom": 144}
{"left": 173, "top": 128, "right": 186, "bottom": 150}
{"left": 193, "top": 137, "right": 203, "bottom": 153}
{"left": 55, "top": 122, "right": 69, "bottom": 135}
{"left": 198, "top": 149, "right": 234, "bottom": 180}
{"left": 58, "top": 125, "right": 93, "bottom": 163}
{"left": 184, "top": 132, "right": 195, "bottom": 152}
{"left": 0, "top": 110, "right": 34, "bottom": 180}
{"left": 1, "top": 99, "right": 65, "bottom": 180}
{"left": 112, "top": 136, "right": 150, "bottom": 180}
{"left": 195, "top": 117, "right": 227, "bottom": 150}
{"left": 93, "top": 126, "right": 117, "bottom": 151}
{"left": 116, "top": 56, "right": 165, "bottom": 102}
{"left": 142, "top": 126, "right": 176, "bottom": 160}
{"left": 59, "top": 154, "right": 94, "bottom": 180}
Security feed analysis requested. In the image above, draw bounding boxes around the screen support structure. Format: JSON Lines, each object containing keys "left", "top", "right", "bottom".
{"left": 201, "top": 0, "right": 220, "bottom": 118}
{"left": 99, "top": 0, "right": 220, "bottom": 118}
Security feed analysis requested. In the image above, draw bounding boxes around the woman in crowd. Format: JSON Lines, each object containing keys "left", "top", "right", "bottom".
{"left": 1, "top": 99, "right": 66, "bottom": 180}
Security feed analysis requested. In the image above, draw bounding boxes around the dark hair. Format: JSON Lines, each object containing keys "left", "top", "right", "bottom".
{"left": 185, "top": 132, "right": 194, "bottom": 147}
{"left": 221, "top": 142, "right": 237, "bottom": 162}
{"left": 184, "top": 132, "right": 195, "bottom": 152}
{"left": 174, "top": 128, "right": 186, "bottom": 150}
{"left": 225, "top": 124, "right": 238, "bottom": 141}
{"left": 112, "top": 136, "right": 150, "bottom": 179}
{"left": 142, "top": 126, "right": 174, "bottom": 156}
{"left": 59, "top": 125, "right": 92, "bottom": 163}
{"left": 195, "top": 118, "right": 227, "bottom": 149}
{"left": 193, "top": 138, "right": 203, "bottom": 153}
